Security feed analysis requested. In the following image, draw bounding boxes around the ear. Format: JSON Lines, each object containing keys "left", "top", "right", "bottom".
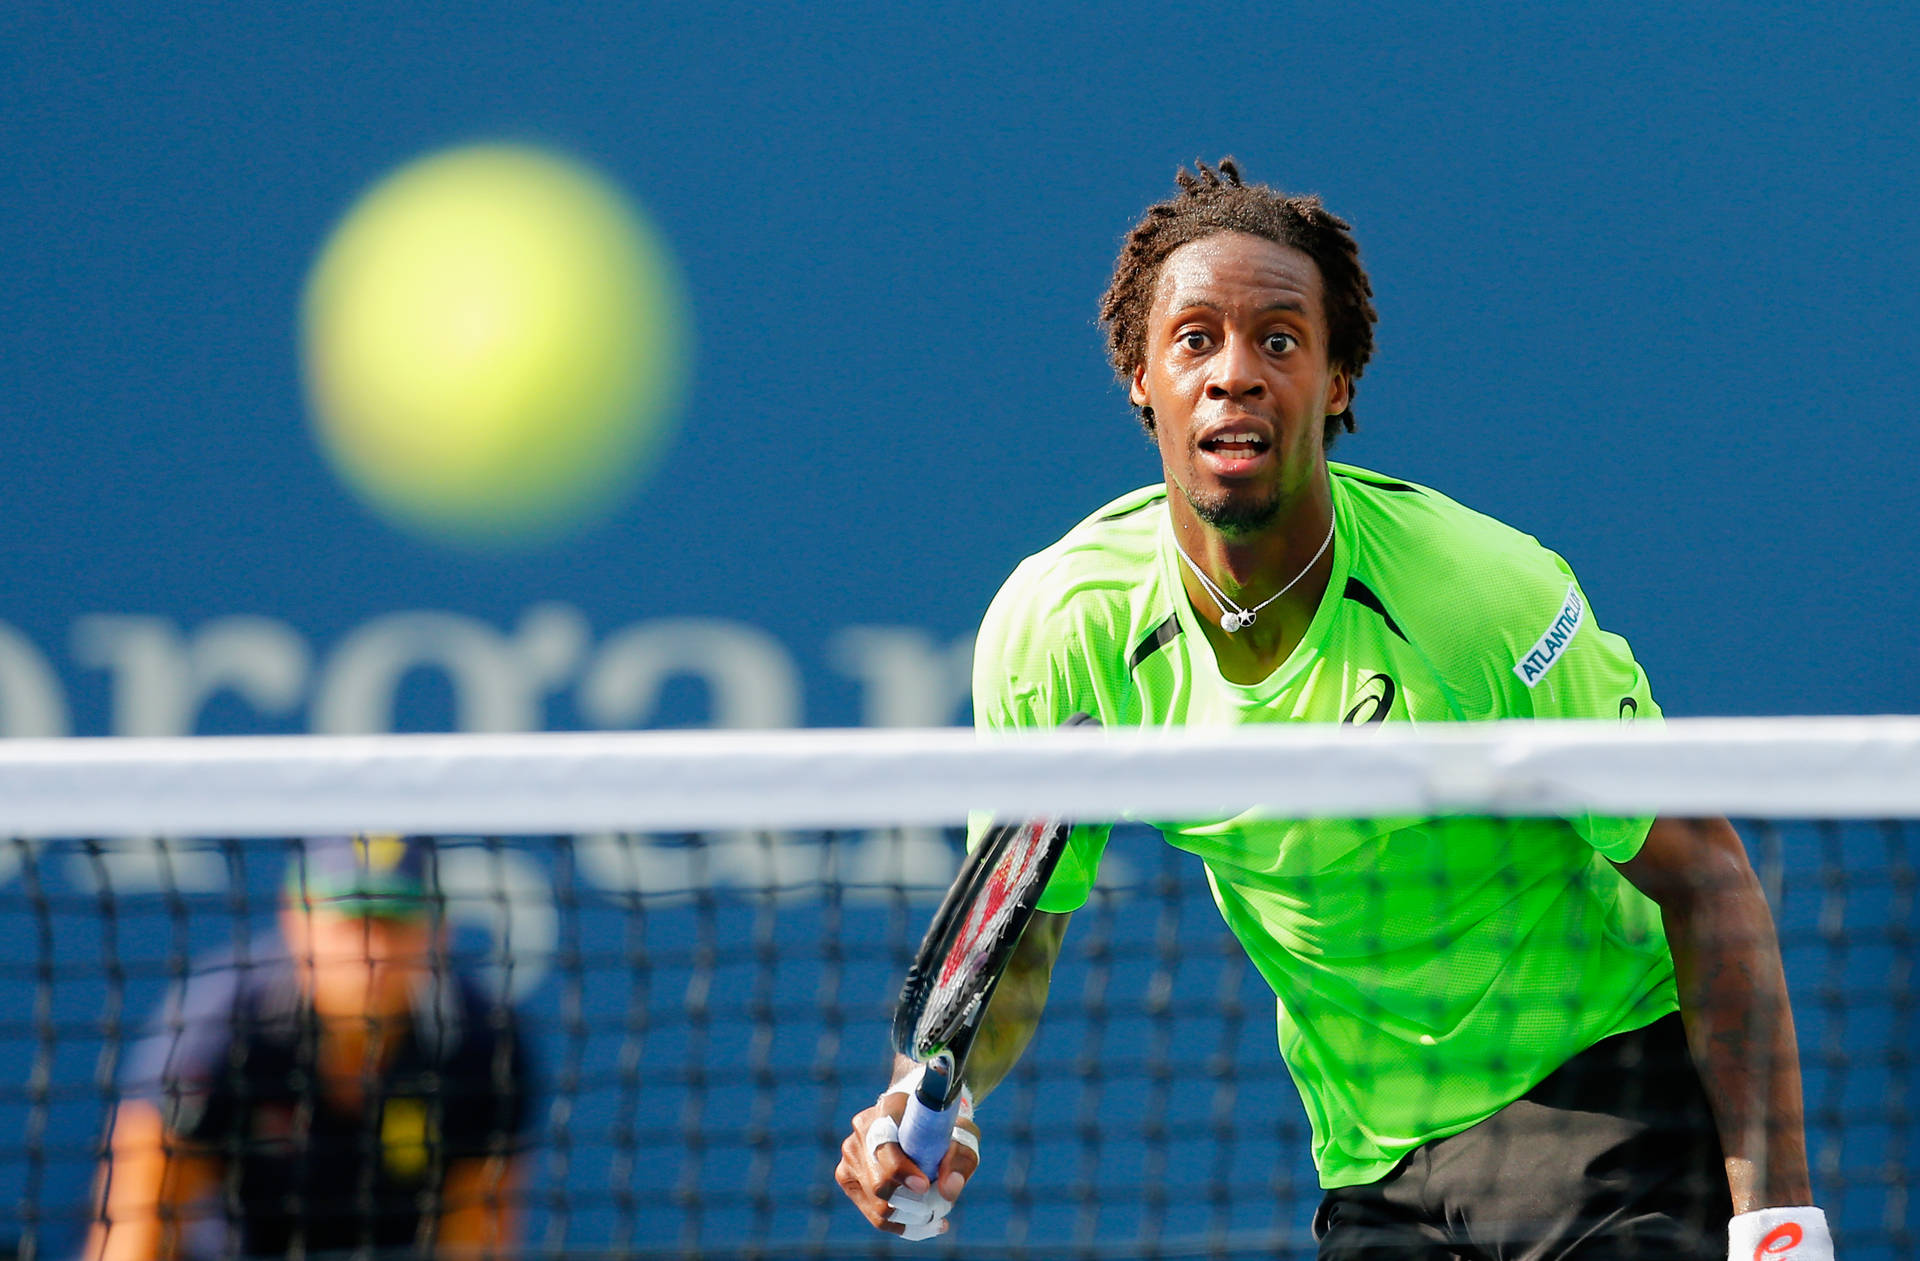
{"left": 1325, "top": 368, "right": 1351, "bottom": 417}
{"left": 1129, "top": 362, "right": 1150, "bottom": 408}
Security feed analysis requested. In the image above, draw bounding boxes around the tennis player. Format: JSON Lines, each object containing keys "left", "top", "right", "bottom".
{"left": 836, "top": 161, "right": 1829, "bottom": 1260}
{"left": 87, "top": 834, "right": 534, "bottom": 1260}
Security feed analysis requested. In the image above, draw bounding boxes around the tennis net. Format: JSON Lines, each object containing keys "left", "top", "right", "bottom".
{"left": 0, "top": 718, "right": 1914, "bottom": 1260}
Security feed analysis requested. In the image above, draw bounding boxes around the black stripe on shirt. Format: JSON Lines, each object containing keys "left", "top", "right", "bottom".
{"left": 1128, "top": 614, "right": 1182, "bottom": 670}
{"left": 1335, "top": 470, "right": 1424, "bottom": 495}
{"left": 1343, "top": 577, "right": 1409, "bottom": 642}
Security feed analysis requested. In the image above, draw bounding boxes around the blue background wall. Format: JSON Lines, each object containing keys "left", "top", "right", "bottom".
{"left": 3, "top": 2, "right": 1916, "bottom": 737}
{"left": 2, "top": 4, "right": 1916, "bottom": 1257}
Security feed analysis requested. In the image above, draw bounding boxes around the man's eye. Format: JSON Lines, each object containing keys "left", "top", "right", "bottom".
{"left": 1179, "top": 330, "right": 1210, "bottom": 351}
{"left": 1266, "top": 332, "right": 1298, "bottom": 354}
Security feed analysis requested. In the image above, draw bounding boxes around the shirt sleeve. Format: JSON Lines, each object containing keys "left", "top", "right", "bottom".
{"left": 1504, "top": 570, "right": 1663, "bottom": 861}
{"left": 967, "top": 563, "right": 1113, "bottom": 912}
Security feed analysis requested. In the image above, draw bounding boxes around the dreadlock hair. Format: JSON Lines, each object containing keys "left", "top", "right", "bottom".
{"left": 1099, "top": 158, "right": 1376, "bottom": 446}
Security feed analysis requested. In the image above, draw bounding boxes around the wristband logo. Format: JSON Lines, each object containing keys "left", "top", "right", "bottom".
{"left": 1755, "top": 1223, "right": 1802, "bottom": 1260}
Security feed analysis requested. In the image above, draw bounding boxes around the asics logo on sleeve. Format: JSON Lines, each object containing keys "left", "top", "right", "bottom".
{"left": 1513, "top": 584, "right": 1586, "bottom": 688}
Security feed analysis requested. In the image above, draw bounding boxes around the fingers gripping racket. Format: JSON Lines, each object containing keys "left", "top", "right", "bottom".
{"left": 890, "top": 713, "right": 1096, "bottom": 1175}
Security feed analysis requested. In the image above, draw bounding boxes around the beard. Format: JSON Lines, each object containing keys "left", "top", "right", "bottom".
{"left": 1180, "top": 480, "right": 1283, "bottom": 536}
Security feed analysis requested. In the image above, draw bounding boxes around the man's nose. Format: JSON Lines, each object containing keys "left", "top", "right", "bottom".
{"left": 1204, "top": 334, "right": 1266, "bottom": 400}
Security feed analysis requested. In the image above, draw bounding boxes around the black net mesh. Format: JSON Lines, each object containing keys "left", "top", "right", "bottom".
{"left": 0, "top": 818, "right": 1912, "bottom": 1260}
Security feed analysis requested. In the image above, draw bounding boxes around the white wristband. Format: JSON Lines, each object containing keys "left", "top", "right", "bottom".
{"left": 1728, "top": 1207, "right": 1832, "bottom": 1261}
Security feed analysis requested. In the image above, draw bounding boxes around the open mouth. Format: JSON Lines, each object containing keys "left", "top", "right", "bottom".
{"left": 1201, "top": 431, "right": 1270, "bottom": 455}
{"left": 1199, "top": 430, "right": 1272, "bottom": 470}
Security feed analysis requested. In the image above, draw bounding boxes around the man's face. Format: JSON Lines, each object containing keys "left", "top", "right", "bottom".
{"left": 282, "top": 904, "right": 436, "bottom": 1025}
{"left": 1130, "top": 231, "right": 1350, "bottom": 536}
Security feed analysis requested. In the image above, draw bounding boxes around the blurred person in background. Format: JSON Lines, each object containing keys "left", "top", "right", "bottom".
{"left": 86, "top": 834, "right": 535, "bottom": 1259}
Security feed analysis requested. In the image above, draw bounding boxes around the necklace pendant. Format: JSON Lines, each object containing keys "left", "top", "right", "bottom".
{"left": 1236, "top": 609, "right": 1256, "bottom": 629}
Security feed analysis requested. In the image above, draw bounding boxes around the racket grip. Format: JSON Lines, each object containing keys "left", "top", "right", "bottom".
{"left": 897, "top": 1084, "right": 956, "bottom": 1177}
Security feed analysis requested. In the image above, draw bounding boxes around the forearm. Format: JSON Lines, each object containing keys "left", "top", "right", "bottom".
{"left": 899, "top": 911, "right": 1068, "bottom": 1103}
{"left": 87, "top": 1202, "right": 160, "bottom": 1261}
{"left": 1647, "top": 820, "right": 1812, "bottom": 1211}
{"left": 87, "top": 1103, "right": 219, "bottom": 1261}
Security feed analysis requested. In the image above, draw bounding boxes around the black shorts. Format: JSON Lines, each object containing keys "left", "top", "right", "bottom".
{"left": 1314, "top": 1014, "right": 1732, "bottom": 1261}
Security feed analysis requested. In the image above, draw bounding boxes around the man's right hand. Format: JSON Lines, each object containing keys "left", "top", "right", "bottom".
{"left": 834, "top": 1086, "right": 982, "bottom": 1240}
{"left": 837, "top": 910, "right": 1070, "bottom": 1239}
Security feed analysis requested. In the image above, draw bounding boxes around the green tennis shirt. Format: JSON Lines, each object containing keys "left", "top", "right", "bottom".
{"left": 970, "top": 463, "right": 1679, "bottom": 1189}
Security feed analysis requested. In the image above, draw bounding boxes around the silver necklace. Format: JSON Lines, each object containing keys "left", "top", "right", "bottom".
{"left": 1173, "top": 510, "right": 1336, "bottom": 633}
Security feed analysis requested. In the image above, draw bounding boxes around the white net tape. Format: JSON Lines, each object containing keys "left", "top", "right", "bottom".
{"left": 1, "top": 716, "right": 1917, "bottom": 836}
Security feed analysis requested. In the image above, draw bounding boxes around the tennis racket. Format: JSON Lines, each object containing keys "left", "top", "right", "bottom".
{"left": 890, "top": 712, "right": 1096, "bottom": 1175}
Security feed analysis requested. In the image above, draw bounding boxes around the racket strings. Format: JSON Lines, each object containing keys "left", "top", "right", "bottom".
{"left": 915, "top": 822, "right": 1053, "bottom": 1050}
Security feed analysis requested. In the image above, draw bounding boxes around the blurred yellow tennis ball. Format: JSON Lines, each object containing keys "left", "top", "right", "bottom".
{"left": 301, "top": 144, "right": 685, "bottom": 546}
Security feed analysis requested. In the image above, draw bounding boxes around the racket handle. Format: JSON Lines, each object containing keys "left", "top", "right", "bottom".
{"left": 897, "top": 1087, "right": 956, "bottom": 1178}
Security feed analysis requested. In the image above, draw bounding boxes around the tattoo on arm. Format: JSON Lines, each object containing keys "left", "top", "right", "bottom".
{"left": 1621, "top": 817, "right": 1812, "bottom": 1212}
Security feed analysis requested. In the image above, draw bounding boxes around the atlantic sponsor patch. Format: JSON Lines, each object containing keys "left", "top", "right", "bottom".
{"left": 1513, "top": 583, "right": 1585, "bottom": 688}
